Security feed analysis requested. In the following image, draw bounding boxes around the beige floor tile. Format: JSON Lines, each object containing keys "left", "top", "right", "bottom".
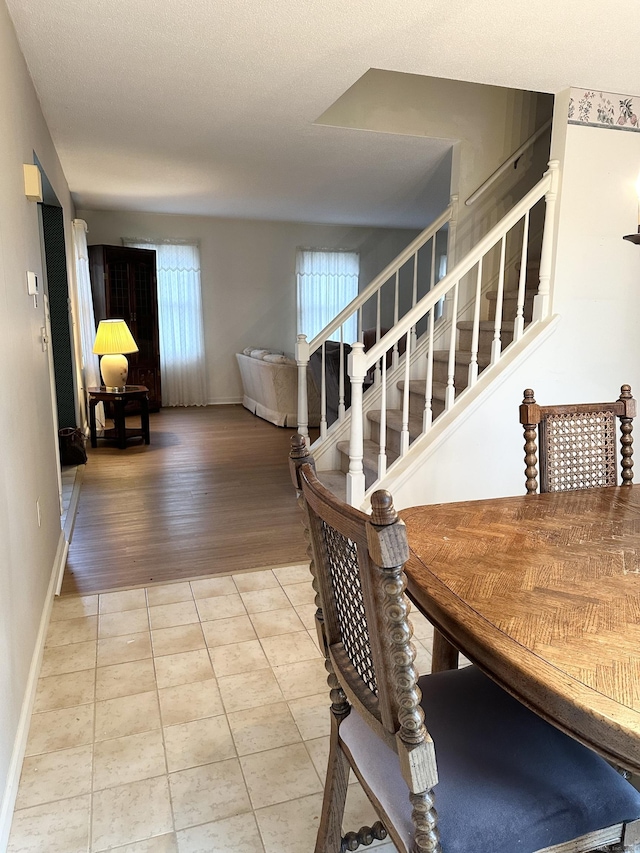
{"left": 254, "top": 792, "right": 323, "bottom": 853}
{"left": 282, "top": 581, "right": 316, "bottom": 607}
{"left": 158, "top": 678, "right": 223, "bottom": 726}
{"left": 201, "top": 615, "right": 257, "bottom": 647}
{"left": 104, "top": 835, "right": 178, "bottom": 853}
{"left": 227, "top": 701, "right": 301, "bottom": 756}
{"left": 190, "top": 576, "right": 237, "bottom": 599}
{"left": 240, "top": 742, "right": 322, "bottom": 809}
{"left": 272, "top": 658, "right": 328, "bottom": 700}
{"left": 93, "top": 729, "right": 166, "bottom": 790}
{"left": 15, "top": 744, "right": 93, "bottom": 810}
{"left": 99, "top": 608, "right": 150, "bottom": 639}
{"left": 288, "top": 693, "right": 330, "bottom": 740}
{"left": 164, "top": 715, "right": 235, "bottom": 772}
{"left": 272, "top": 564, "right": 313, "bottom": 585}
{"left": 7, "top": 794, "right": 91, "bottom": 853}
{"left": 260, "top": 631, "right": 322, "bottom": 667}
{"left": 45, "top": 615, "right": 98, "bottom": 647}
{"left": 50, "top": 594, "right": 98, "bottom": 621}
{"left": 195, "top": 593, "right": 246, "bottom": 621}
{"left": 99, "top": 588, "right": 147, "bottom": 614}
{"left": 151, "top": 622, "right": 205, "bottom": 657}
{"left": 148, "top": 600, "right": 199, "bottom": 630}
{"left": 210, "top": 639, "right": 270, "bottom": 677}
{"left": 232, "top": 569, "right": 278, "bottom": 592}
{"left": 240, "top": 587, "right": 290, "bottom": 614}
{"left": 177, "top": 812, "right": 265, "bottom": 853}
{"left": 25, "top": 703, "right": 94, "bottom": 756}
{"left": 408, "top": 608, "right": 434, "bottom": 640}
{"left": 40, "top": 640, "right": 96, "bottom": 678}
{"left": 217, "top": 668, "right": 284, "bottom": 713}
{"left": 91, "top": 776, "right": 173, "bottom": 851}
{"left": 33, "top": 668, "right": 95, "bottom": 713}
{"left": 97, "top": 631, "right": 153, "bottom": 667}
{"left": 146, "top": 582, "right": 193, "bottom": 606}
{"left": 304, "top": 736, "right": 329, "bottom": 781}
{"left": 413, "top": 640, "right": 433, "bottom": 676}
{"left": 343, "top": 783, "right": 383, "bottom": 840}
{"left": 154, "top": 648, "right": 214, "bottom": 689}
{"left": 294, "top": 603, "right": 317, "bottom": 630}
{"left": 169, "top": 758, "right": 251, "bottom": 830}
{"left": 95, "top": 690, "right": 161, "bottom": 741}
{"left": 308, "top": 628, "right": 321, "bottom": 650}
{"left": 96, "top": 658, "right": 157, "bottom": 701}
{"left": 249, "top": 607, "right": 305, "bottom": 638}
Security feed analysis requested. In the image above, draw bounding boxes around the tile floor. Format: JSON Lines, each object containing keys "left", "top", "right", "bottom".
{"left": 8, "top": 563, "right": 435, "bottom": 853}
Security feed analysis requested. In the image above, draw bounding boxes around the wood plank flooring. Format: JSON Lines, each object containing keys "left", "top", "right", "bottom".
{"left": 62, "top": 405, "right": 313, "bottom": 595}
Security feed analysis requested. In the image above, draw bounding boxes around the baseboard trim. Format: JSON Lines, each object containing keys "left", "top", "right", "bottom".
{"left": 0, "top": 529, "right": 66, "bottom": 852}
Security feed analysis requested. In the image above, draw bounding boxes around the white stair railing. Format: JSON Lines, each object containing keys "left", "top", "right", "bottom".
{"left": 345, "top": 160, "right": 560, "bottom": 507}
{"left": 295, "top": 201, "right": 455, "bottom": 442}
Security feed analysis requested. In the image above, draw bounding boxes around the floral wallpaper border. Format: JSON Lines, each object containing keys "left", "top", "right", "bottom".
{"left": 569, "top": 88, "right": 640, "bottom": 132}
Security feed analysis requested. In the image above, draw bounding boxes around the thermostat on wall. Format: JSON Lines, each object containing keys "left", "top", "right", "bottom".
{"left": 26, "top": 271, "right": 38, "bottom": 295}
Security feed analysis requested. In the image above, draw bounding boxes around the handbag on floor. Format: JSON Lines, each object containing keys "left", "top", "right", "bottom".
{"left": 58, "top": 427, "right": 87, "bottom": 465}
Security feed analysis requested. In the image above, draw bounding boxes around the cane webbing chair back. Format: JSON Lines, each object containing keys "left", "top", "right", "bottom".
{"left": 520, "top": 385, "right": 636, "bottom": 494}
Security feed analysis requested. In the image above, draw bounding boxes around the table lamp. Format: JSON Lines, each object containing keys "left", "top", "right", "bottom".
{"left": 93, "top": 319, "right": 139, "bottom": 391}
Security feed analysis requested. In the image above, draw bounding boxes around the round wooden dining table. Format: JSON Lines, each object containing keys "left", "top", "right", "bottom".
{"left": 401, "top": 485, "right": 640, "bottom": 773}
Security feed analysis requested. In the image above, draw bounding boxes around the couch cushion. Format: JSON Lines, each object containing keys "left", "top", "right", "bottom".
{"left": 263, "top": 353, "right": 295, "bottom": 364}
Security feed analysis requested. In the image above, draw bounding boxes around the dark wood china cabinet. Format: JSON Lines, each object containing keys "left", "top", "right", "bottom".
{"left": 88, "top": 244, "right": 162, "bottom": 411}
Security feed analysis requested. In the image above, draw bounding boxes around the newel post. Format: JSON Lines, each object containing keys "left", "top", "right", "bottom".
{"left": 346, "top": 342, "right": 367, "bottom": 508}
{"left": 296, "top": 334, "right": 310, "bottom": 445}
{"left": 533, "top": 159, "right": 559, "bottom": 322}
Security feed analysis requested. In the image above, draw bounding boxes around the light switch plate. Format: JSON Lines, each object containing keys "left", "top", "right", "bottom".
{"left": 26, "top": 271, "right": 38, "bottom": 295}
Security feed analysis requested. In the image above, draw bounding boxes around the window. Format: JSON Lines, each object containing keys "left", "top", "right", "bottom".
{"left": 296, "top": 249, "right": 359, "bottom": 343}
{"left": 124, "top": 240, "right": 207, "bottom": 406}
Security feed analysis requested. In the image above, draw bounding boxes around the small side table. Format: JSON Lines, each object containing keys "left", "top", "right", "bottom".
{"left": 88, "top": 386, "right": 150, "bottom": 450}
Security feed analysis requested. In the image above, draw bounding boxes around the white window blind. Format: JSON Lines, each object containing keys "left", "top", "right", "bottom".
{"left": 124, "top": 240, "right": 207, "bottom": 407}
{"left": 296, "top": 249, "right": 359, "bottom": 343}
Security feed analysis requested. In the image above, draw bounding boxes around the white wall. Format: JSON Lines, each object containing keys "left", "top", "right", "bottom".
{"left": 389, "top": 90, "right": 640, "bottom": 509}
{"left": 0, "top": 1, "right": 75, "bottom": 844}
{"left": 77, "top": 209, "right": 418, "bottom": 404}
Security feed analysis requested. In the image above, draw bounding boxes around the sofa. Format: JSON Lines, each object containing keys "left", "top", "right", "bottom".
{"left": 236, "top": 348, "right": 321, "bottom": 427}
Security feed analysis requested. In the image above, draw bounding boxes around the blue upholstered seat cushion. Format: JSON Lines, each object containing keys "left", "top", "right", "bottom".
{"left": 339, "top": 665, "right": 640, "bottom": 853}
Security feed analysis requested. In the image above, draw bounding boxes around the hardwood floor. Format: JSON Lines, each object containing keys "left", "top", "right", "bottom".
{"left": 62, "top": 405, "right": 313, "bottom": 595}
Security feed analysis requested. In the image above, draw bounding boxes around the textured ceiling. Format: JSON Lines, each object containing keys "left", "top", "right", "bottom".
{"left": 6, "top": 0, "right": 640, "bottom": 227}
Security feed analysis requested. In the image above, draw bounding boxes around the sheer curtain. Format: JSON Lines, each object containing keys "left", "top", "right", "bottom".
{"left": 72, "top": 219, "right": 104, "bottom": 428}
{"left": 296, "top": 249, "right": 359, "bottom": 342}
{"left": 125, "top": 240, "right": 207, "bottom": 407}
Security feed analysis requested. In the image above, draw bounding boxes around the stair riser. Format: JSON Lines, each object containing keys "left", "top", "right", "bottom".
{"left": 431, "top": 359, "right": 471, "bottom": 389}
{"left": 486, "top": 294, "right": 535, "bottom": 322}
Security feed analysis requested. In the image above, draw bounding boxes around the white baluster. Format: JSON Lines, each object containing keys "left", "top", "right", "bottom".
{"left": 491, "top": 236, "right": 507, "bottom": 365}
{"left": 346, "top": 342, "right": 367, "bottom": 507}
{"left": 338, "top": 327, "right": 346, "bottom": 421}
{"left": 378, "top": 356, "right": 387, "bottom": 479}
{"left": 357, "top": 306, "right": 363, "bottom": 343}
{"left": 320, "top": 341, "right": 327, "bottom": 440}
{"left": 393, "top": 270, "right": 400, "bottom": 371}
{"left": 514, "top": 210, "right": 530, "bottom": 341}
{"left": 400, "top": 331, "right": 411, "bottom": 456}
{"left": 296, "top": 334, "right": 310, "bottom": 444}
{"left": 375, "top": 290, "right": 382, "bottom": 384}
{"left": 445, "top": 282, "right": 459, "bottom": 410}
{"left": 423, "top": 308, "right": 435, "bottom": 431}
{"left": 533, "top": 159, "right": 559, "bottom": 321}
{"left": 410, "top": 253, "right": 418, "bottom": 352}
{"left": 448, "top": 194, "right": 459, "bottom": 267}
{"left": 468, "top": 259, "right": 483, "bottom": 387}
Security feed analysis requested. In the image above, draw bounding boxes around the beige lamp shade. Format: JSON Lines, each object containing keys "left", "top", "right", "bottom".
{"left": 93, "top": 319, "right": 139, "bottom": 355}
{"left": 93, "top": 320, "right": 139, "bottom": 391}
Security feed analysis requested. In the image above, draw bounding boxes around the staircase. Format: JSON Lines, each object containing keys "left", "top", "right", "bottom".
{"left": 296, "top": 160, "right": 560, "bottom": 507}
{"left": 334, "top": 264, "right": 540, "bottom": 490}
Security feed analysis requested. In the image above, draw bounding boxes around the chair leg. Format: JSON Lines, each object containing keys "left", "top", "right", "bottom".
{"left": 431, "top": 630, "right": 459, "bottom": 673}
{"left": 315, "top": 711, "right": 351, "bottom": 853}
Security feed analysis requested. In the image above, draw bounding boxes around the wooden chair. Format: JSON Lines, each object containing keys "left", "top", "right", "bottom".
{"left": 519, "top": 385, "right": 636, "bottom": 494}
{"left": 289, "top": 434, "right": 640, "bottom": 853}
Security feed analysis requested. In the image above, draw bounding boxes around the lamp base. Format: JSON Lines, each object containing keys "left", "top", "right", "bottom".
{"left": 100, "top": 353, "right": 129, "bottom": 391}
